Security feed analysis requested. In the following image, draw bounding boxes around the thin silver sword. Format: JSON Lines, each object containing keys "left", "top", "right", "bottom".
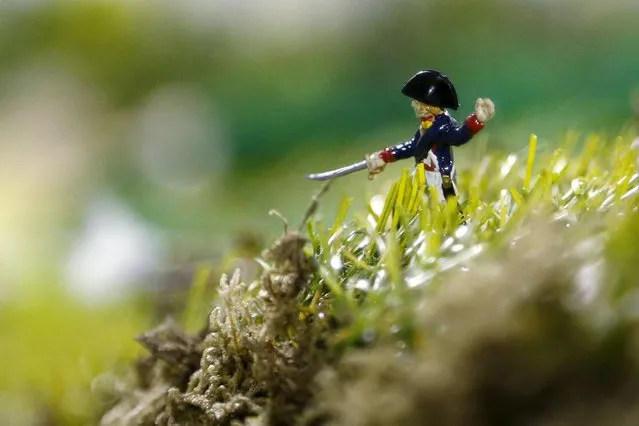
{"left": 305, "top": 160, "right": 369, "bottom": 181}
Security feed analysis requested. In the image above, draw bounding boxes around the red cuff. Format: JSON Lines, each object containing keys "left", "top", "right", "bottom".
{"left": 465, "top": 113, "right": 485, "bottom": 134}
{"left": 380, "top": 149, "right": 396, "bottom": 163}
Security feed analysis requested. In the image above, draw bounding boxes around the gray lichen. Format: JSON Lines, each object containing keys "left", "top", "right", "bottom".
{"left": 101, "top": 318, "right": 206, "bottom": 426}
{"left": 157, "top": 269, "right": 265, "bottom": 425}
{"left": 102, "top": 228, "right": 330, "bottom": 426}
{"left": 254, "top": 232, "right": 327, "bottom": 426}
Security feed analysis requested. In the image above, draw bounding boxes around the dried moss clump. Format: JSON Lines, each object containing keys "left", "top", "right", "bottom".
{"left": 101, "top": 318, "right": 206, "bottom": 425}
{"left": 102, "top": 134, "right": 639, "bottom": 426}
{"left": 158, "top": 269, "right": 264, "bottom": 425}
{"left": 255, "top": 232, "right": 329, "bottom": 426}
{"left": 102, "top": 229, "right": 331, "bottom": 426}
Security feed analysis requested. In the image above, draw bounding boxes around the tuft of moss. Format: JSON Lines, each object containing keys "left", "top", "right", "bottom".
{"left": 102, "top": 130, "right": 639, "bottom": 425}
{"left": 313, "top": 218, "right": 639, "bottom": 426}
{"left": 102, "top": 220, "right": 334, "bottom": 425}
{"left": 100, "top": 318, "right": 206, "bottom": 425}
{"left": 160, "top": 268, "right": 264, "bottom": 425}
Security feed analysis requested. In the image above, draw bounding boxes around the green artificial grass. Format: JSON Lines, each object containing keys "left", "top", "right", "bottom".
{"left": 301, "top": 131, "right": 639, "bottom": 350}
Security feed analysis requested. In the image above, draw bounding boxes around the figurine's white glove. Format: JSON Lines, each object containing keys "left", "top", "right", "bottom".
{"left": 475, "top": 98, "right": 495, "bottom": 123}
{"left": 365, "top": 151, "right": 386, "bottom": 179}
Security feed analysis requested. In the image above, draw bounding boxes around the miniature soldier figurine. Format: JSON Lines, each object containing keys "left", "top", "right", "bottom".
{"left": 365, "top": 70, "right": 495, "bottom": 202}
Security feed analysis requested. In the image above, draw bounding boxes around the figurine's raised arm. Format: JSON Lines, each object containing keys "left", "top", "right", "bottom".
{"left": 436, "top": 98, "right": 495, "bottom": 147}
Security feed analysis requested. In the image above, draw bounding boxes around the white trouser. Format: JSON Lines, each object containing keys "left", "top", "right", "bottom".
{"left": 420, "top": 150, "right": 458, "bottom": 203}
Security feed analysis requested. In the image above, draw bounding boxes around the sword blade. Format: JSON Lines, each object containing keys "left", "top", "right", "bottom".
{"left": 305, "top": 160, "right": 368, "bottom": 181}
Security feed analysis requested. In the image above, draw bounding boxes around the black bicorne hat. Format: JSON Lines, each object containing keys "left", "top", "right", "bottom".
{"left": 401, "top": 70, "right": 460, "bottom": 110}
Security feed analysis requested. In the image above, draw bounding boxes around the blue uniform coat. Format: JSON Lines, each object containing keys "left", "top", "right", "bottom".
{"left": 385, "top": 113, "right": 476, "bottom": 177}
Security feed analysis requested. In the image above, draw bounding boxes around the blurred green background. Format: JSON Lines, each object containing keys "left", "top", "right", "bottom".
{"left": 1, "top": 0, "right": 638, "bottom": 424}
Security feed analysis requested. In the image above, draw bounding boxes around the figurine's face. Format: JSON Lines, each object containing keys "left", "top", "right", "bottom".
{"left": 411, "top": 100, "right": 442, "bottom": 119}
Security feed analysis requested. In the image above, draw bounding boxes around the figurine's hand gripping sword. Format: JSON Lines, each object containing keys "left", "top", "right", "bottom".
{"left": 306, "top": 151, "right": 387, "bottom": 181}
